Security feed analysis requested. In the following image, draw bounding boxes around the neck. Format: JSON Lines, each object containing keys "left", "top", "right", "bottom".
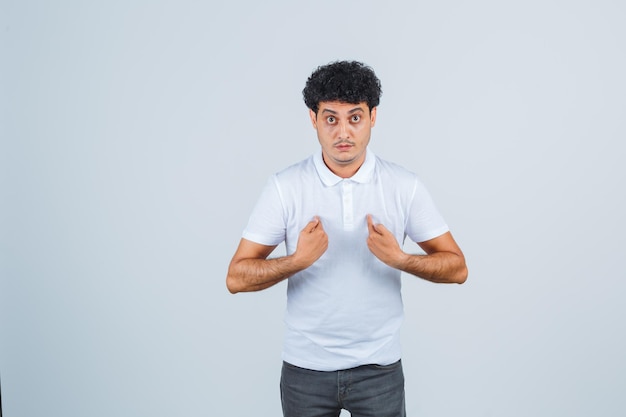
{"left": 322, "top": 154, "right": 365, "bottom": 179}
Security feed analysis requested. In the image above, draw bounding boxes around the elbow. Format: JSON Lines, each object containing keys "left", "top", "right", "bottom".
{"left": 226, "top": 279, "right": 239, "bottom": 294}
{"left": 226, "top": 268, "right": 241, "bottom": 294}
{"left": 455, "top": 265, "right": 468, "bottom": 284}
{"left": 226, "top": 277, "right": 240, "bottom": 294}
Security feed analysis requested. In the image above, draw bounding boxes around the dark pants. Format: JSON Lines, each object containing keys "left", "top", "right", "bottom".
{"left": 280, "top": 360, "right": 406, "bottom": 417}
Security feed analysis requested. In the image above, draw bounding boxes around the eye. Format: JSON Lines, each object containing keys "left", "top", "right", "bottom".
{"left": 351, "top": 115, "right": 361, "bottom": 123}
{"left": 326, "top": 116, "right": 336, "bottom": 124}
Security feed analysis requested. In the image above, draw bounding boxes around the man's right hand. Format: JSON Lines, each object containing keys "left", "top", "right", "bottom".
{"left": 226, "top": 216, "right": 328, "bottom": 293}
{"left": 292, "top": 216, "right": 328, "bottom": 269}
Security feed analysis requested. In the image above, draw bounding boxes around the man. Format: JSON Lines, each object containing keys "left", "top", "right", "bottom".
{"left": 226, "top": 61, "right": 467, "bottom": 417}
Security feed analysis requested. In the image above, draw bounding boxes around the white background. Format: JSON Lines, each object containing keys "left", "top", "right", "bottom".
{"left": 1, "top": 0, "right": 625, "bottom": 416}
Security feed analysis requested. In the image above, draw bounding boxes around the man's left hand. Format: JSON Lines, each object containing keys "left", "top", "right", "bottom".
{"left": 366, "top": 214, "right": 406, "bottom": 269}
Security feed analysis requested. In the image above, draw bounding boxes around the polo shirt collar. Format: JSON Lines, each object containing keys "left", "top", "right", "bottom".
{"left": 313, "top": 148, "right": 376, "bottom": 186}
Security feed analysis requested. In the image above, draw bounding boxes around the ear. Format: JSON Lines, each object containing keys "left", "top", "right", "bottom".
{"left": 309, "top": 109, "right": 318, "bottom": 129}
{"left": 370, "top": 107, "right": 377, "bottom": 127}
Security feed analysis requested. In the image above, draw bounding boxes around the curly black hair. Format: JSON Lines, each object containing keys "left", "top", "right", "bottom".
{"left": 303, "top": 61, "right": 382, "bottom": 114}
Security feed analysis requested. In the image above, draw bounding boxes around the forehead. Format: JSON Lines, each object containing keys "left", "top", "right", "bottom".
{"left": 318, "top": 101, "right": 368, "bottom": 114}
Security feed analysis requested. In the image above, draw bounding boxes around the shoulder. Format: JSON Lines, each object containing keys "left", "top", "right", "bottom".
{"left": 374, "top": 155, "right": 419, "bottom": 185}
{"left": 274, "top": 155, "right": 315, "bottom": 180}
{"left": 269, "top": 155, "right": 317, "bottom": 196}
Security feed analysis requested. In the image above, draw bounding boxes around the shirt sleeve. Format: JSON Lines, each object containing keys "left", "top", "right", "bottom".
{"left": 405, "top": 177, "right": 450, "bottom": 243}
{"left": 242, "top": 175, "right": 286, "bottom": 246}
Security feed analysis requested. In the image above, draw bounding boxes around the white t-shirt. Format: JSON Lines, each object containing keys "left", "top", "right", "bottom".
{"left": 243, "top": 149, "right": 449, "bottom": 371}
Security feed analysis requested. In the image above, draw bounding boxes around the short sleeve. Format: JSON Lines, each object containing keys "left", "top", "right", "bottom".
{"left": 405, "top": 178, "right": 450, "bottom": 243}
{"left": 242, "top": 175, "right": 286, "bottom": 246}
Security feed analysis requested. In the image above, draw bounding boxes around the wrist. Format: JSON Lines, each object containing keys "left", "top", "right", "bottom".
{"left": 289, "top": 251, "right": 310, "bottom": 271}
{"left": 392, "top": 251, "right": 410, "bottom": 270}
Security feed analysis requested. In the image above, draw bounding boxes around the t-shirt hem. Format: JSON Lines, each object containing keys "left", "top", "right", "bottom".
{"left": 241, "top": 230, "right": 283, "bottom": 247}
{"left": 281, "top": 353, "right": 402, "bottom": 372}
{"left": 412, "top": 225, "right": 450, "bottom": 243}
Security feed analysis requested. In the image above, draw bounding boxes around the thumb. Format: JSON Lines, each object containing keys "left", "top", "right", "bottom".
{"left": 374, "top": 222, "right": 389, "bottom": 234}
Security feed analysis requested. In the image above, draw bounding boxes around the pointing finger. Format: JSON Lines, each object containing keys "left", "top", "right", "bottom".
{"left": 306, "top": 216, "right": 320, "bottom": 232}
{"left": 313, "top": 216, "right": 324, "bottom": 231}
{"left": 367, "top": 214, "right": 379, "bottom": 234}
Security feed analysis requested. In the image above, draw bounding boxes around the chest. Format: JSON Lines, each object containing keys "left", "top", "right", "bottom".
{"left": 283, "top": 178, "right": 407, "bottom": 242}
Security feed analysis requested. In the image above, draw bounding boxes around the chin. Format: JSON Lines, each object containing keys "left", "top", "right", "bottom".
{"left": 333, "top": 154, "right": 356, "bottom": 162}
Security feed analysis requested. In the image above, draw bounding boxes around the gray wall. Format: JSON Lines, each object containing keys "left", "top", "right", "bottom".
{"left": 1, "top": 0, "right": 625, "bottom": 416}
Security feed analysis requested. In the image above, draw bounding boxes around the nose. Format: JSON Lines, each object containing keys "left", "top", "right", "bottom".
{"left": 338, "top": 120, "right": 350, "bottom": 139}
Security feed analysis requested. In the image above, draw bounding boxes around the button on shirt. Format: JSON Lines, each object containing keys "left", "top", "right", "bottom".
{"left": 243, "top": 149, "right": 449, "bottom": 371}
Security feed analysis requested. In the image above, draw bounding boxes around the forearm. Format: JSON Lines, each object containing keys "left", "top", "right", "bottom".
{"left": 226, "top": 255, "right": 305, "bottom": 294}
{"left": 395, "top": 251, "right": 468, "bottom": 284}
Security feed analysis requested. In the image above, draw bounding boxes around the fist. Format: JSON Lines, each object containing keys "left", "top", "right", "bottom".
{"left": 293, "top": 216, "right": 328, "bottom": 268}
{"left": 367, "top": 214, "right": 404, "bottom": 268}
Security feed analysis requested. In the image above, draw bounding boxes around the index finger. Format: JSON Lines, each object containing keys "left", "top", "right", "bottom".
{"left": 367, "top": 214, "right": 377, "bottom": 233}
{"left": 306, "top": 216, "right": 321, "bottom": 232}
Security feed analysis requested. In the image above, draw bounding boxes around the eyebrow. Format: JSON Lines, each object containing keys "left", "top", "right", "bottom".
{"left": 321, "top": 106, "right": 365, "bottom": 115}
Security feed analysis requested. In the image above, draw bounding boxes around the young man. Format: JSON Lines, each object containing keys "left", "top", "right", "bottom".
{"left": 226, "top": 61, "right": 467, "bottom": 417}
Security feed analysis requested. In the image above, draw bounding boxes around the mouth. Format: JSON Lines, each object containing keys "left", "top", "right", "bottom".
{"left": 335, "top": 142, "right": 354, "bottom": 151}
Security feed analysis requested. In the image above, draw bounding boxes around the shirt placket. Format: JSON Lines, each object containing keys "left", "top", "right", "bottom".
{"left": 342, "top": 180, "right": 354, "bottom": 231}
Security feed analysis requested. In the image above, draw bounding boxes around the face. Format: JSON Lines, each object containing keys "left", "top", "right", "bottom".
{"left": 309, "top": 101, "right": 377, "bottom": 178}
